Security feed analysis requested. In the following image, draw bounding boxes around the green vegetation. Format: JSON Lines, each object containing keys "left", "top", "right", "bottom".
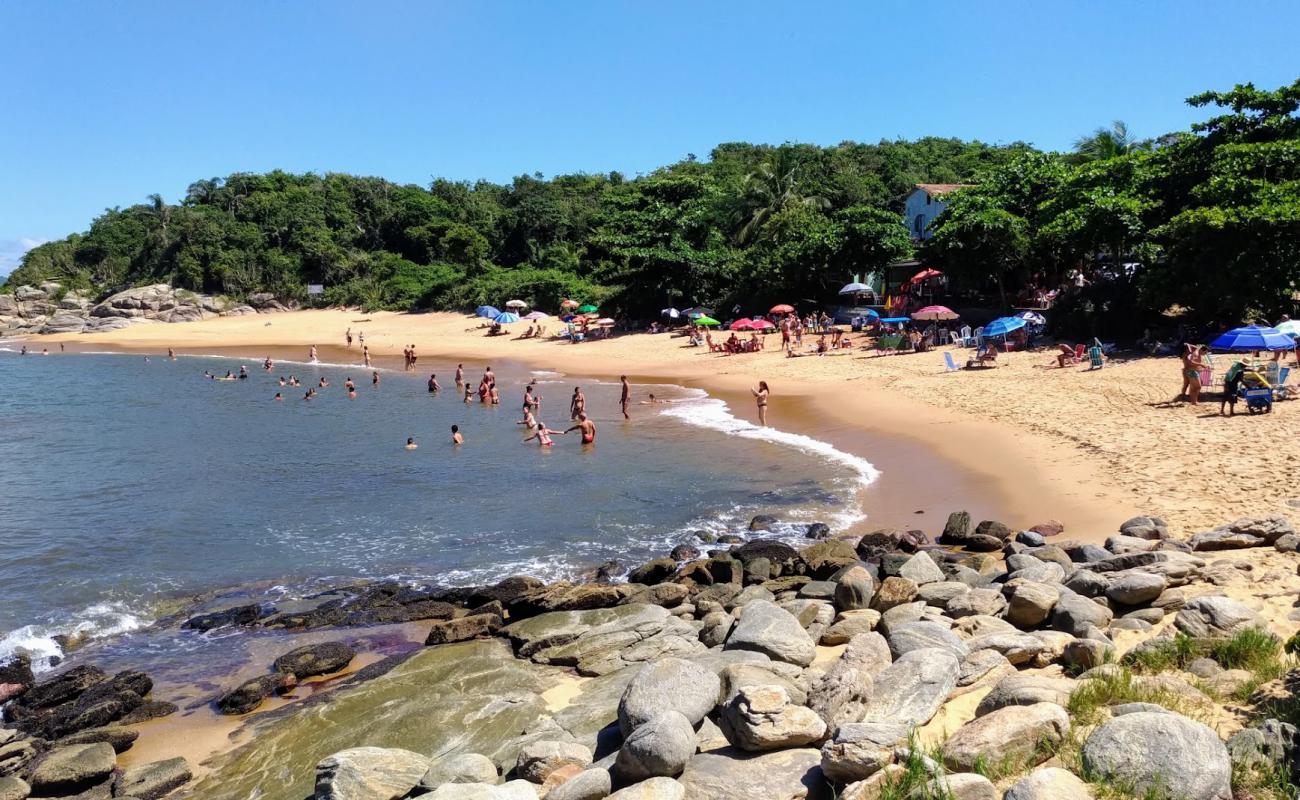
{"left": 876, "top": 743, "right": 953, "bottom": 800}
{"left": 1121, "top": 633, "right": 1201, "bottom": 673}
{"left": 1066, "top": 667, "right": 1201, "bottom": 725}
{"left": 7, "top": 78, "right": 1298, "bottom": 334}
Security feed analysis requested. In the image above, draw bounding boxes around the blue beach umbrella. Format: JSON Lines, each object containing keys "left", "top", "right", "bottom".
{"left": 861, "top": 308, "right": 880, "bottom": 319}
{"left": 493, "top": 311, "right": 521, "bottom": 324}
{"left": 839, "top": 282, "right": 869, "bottom": 295}
{"left": 982, "top": 316, "right": 1028, "bottom": 337}
{"left": 476, "top": 305, "right": 500, "bottom": 318}
{"left": 1209, "top": 325, "right": 1296, "bottom": 352}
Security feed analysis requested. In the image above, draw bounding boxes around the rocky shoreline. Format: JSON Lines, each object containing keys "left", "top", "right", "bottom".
{"left": 4, "top": 511, "right": 1300, "bottom": 799}
{"left": 0, "top": 283, "right": 290, "bottom": 336}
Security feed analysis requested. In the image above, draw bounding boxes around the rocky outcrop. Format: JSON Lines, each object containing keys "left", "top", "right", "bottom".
{"left": 0, "top": 282, "right": 290, "bottom": 335}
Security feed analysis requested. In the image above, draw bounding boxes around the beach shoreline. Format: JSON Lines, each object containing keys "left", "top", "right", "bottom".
{"left": 29, "top": 308, "right": 1148, "bottom": 541}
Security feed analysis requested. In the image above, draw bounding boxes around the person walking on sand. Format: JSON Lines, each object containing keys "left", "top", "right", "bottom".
{"left": 752, "top": 381, "right": 770, "bottom": 426}
{"left": 346, "top": 328, "right": 352, "bottom": 348}
{"left": 451, "top": 425, "right": 464, "bottom": 445}
{"left": 309, "top": 345, "right": 318, "bottom": 363}
{"left": 566, "top": 413, "right": 597, "bottom": 446}
{"left": 620, "top": 375, "right": 631, "bottom": 420}
{"left": 1178, "top": 343, "right": 1203, "bottom": 404}
{"left": 363, "top": 346, "right": 370, "bottom": 368}
{"left": 570, "top": 387, "right": 586, "bottom": 420}
{"left": 455, "top": 364, "right": 464, "bottom": 385}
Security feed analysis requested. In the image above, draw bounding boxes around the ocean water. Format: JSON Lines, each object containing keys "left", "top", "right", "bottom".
{"left": 0, "top": 346, "right": 876, "bottom": 668}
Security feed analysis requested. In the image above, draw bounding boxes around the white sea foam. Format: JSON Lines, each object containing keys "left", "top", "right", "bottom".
{"left": 0, "top": 602, "right": 147, "bottom": 673}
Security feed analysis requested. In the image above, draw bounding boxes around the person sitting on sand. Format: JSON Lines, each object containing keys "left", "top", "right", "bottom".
{"left": 565, "top": 413, "right": 597, "bottom": 445}
{"left": 405, "top": 437, "right": 418, "bottom": 449}
{"left": 452, "top": 425, "right": 463, "bottom": 445}
{"left": 523, "top": 420, "right": 564, "bottom": 447}
{"left": 1056, "top": 343, "right": 1076, "bottom": 368}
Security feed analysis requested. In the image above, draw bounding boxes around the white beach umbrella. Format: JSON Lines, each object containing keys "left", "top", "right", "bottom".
{"left": 504, "top": 299, "right": 528, "bottom": 309}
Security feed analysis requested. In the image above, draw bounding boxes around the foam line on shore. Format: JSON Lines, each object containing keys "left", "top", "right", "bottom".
{"left": 0, "top": 602, "right": 146, "bottom": 673}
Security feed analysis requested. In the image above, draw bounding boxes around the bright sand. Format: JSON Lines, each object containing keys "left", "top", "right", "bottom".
{"left": 39, "top": 308, "right": 1298, "bottom": 537}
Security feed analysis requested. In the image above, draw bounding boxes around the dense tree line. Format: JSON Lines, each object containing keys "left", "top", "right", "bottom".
{"left": 7, "top": 78, "right": 1297, "bottom": 333}
{"left": 4, "top": 139, "right": 1028, "bottom": 316}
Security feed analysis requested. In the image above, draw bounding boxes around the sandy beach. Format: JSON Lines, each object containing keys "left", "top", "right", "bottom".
{"left": 39, "top": 308, "right": 1293, "bottom": 538}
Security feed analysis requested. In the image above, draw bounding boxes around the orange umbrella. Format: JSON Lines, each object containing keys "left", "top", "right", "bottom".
{"left": 770, "top": 304, "right": 795, "bottom": 314}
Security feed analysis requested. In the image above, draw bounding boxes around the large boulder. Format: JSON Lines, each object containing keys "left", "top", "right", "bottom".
{"left": 0, "top": 776, "right": 29, "bottom": 800}
{"left": 940, "top": 703, "right": 1069, "bottom": 772}
{"left": 1119, "top": 516, "right": 1169, "bottom": 540}
{"left": 619, "top": 657, "right": 721, "bottom": 735}
{"left": 834, "top": 567, "right": 876, "bottom": 612}
{"left": 1004, "top": 581, "right": 1060, "bottom": 628}
{"left": 944, "top": 588, "right": 1006, "bottom": 619}
{"left": 115, "top": 756, "right": 192, "bottom": 800}
{"left": 1052, "top": 592, "right": 1113, "bottom": 636}
{"left": 724, "top": 601, "right": 815, "bottom": 667}
{"left": 616, "top": 710, "right": 697, "bottom": 780}
{"left": 1002, "top": 767, "right": 1094, "bottom": 800}
{"left": 28, "top": 743, "right": 116, "bottom": 793}
{"left": 1175, "top": 596, "right": 1267, "bottom": 638}
{"left": 1105, "top": 573, "right": 1166, "bottom": 606}
{"left": 896, "top": 552, "right": 945, "bottom": 586}
{"left": 886, "top": 621, "right": 967, "bottom": 661}
{"left": 677, "top": 749, "right": 824, "bottom": 800}
{"left": 505, "top": 604, "right": 702, "bottom": 676}
{"left": 861, "top": 648, "right": 958, "bottom": 728}
{"left": 975, "top": 675, "right": 1076, "bottom": 716}
{"left": 515, "top": 741, "right": 592, "bottom": 783}
{"left": 722, "top": 685, "right": 826, "bottom": 751}
{"left": 1082, "top": 712, "right": 1231, "bottom": 800}
{"left": 314, "top": 747, "right": 430, "bottom": 800}
{"left": 421, "top": 753, "right": 500, "bottom": 788}
{"left": 807, "top": 632, "right": 891, "bottom": 729}
{"left": 273, "top": 641, "right": 356, "bottom": 678}
{"left": 546, "top": 768, "right": 612, "bottom": 800}
{"left": 819, "top": 721, "right": 909, "bottom": 783}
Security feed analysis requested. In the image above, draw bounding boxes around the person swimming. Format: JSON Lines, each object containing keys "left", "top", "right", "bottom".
{"left": 274, "top": 392, "right": 283, "bottom": 401}
{"left": 451, "top": 424, "right": 463, "bottom": 445}
{"left": 405, "top": 437, "right": 418, "bottom": 450}
{"left": 348, "top": 386, "right": 357, "bottom": 399}
{"left": 566, "top": 413, "right": 596, "bottom": 445}
{"left": 319, "top": 377, "right": 329, "bottom": 388}
{"left": 278, "top": 377, "right": 286, "bottom": 386}
{"left": 239, "top": 365, "right": 248, "bottom": 379}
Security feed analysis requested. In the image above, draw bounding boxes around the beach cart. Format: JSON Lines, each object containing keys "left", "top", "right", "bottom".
{"left": 1241, "top": 386, "right": 1274, "bottom": 414}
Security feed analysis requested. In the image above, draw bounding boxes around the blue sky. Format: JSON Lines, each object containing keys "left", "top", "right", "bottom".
{"left": 2, "top": 0, "right": 1297, "bottom": 277}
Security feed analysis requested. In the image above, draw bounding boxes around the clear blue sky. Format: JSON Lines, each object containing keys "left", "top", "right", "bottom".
{"left": 2, "top": 0, "right": 1297, "bottom": 276}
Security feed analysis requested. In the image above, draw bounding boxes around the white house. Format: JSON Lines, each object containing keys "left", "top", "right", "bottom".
{"left": 903, "top": 183, "right": 971, "bottom": 240}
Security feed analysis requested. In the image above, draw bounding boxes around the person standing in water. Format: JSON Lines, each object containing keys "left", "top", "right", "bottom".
{"left": 451, "top": 425, "right": 464, "bottom": 445}
{"left": 463, "top": 384, "right": 473, "bottom": 404}
{"left": 484, "top": 366, "right": 495, "bottom": 387}
{"left": 363, "top": 346, "right": 371, "bottom": 368}
{"left": 620, "top": 375, "right": 631, "bottom": 420}
{"left": 566, "top": 413, "right": 597, "bottom": 446}
{"left": 167, "top": 348, "right": 175, "bottom": 359}
{"left": 371, "top": 370, "right": 380, "bottom": 387}
{"left": 309, "top": 345, "right": 318, "bottom": 362}
{"left": 523, "top": 420, "right": 564, "bottom": 447}
{"left": 274, "top": 392, "right": 282, "bottom": 401}
{"left": 427, "top": 374, "right": 440, "bottom": 393}
{"left": 405, "top": 437, "right": 418, "bottom": 450}
{"left": 751, "top": 381, "right": 770, "bottom": 426}
{"left": 455, "top": 364, "right": 464, "bottom": 385}
{"left": 570, "top": 387, "right": 585, "bottom": 420}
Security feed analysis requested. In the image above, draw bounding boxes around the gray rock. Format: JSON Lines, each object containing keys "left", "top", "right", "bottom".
{"left": 421, "top": 753, "right": 500, "bottom": 788}
{"left": 1002, "top": 767, "right": 1093, "bottom": 800}
{"left": 861, "top": 648, "right": 959, "bottom": 728}
{"left": 677, "top": 749, "right": 823, "bottom": 800}
{"left": 719, "top": 662, "right": 806, "bottom": 707}
{"left": 940, "top": 703, "right": 1069, "bottom": 772}
{"left": 1175, "top": 595, "right": 1267, "bottom": 638}
{"left": 724, "top": 601, "right": 815, "bottom": 667}
{"left": 807, "top": 632, "right": 890, "bottom": 729}
{"left": 1123, "top": 607, "right": 1166, "bottom": 624}
{"left": 1062, "top": 638, "right": 1111, "bottom": 672}
{"left": 820, "top": 610, "right": 880, "bottom": 645}
{"left": 698, "top": 612, "right": 733, "bottom": 648}
{"left": 1227, "top": 719, "right": 1299, "bottom": 775}
{"left": 1082, "top": 711, "right": 1230, "bottom": 800}
{"left": 1004, "top": 581, "right": 1060, "bottom": 628}
{"left": 931, "top": 772, "right": 997, "bottom": 800}
{"left": 975, "top": 674, "right": 1076, "bottom": 716}
{"left": 29, "top": 743, "right": 116, "bottom": 792}
{"left": 1120, "top": 515, "right": 1169, "bottom": 540}
{"left": 314, "top": 747, "right": 431, "bottom": 800}
{"left": 0, "top": 776, "right": 28, "bottom": 800}
{"left": 886, "top": 621, "right": 966, "bottom": 661}
{"left": 957, "top": 649, "right": 1014, "bottom": 687}
{"left": 962, "top": 632, "right": 1045, "bottom": 666}
{"left": 274, "top": 641, "right": 356, "bottom": 678}
{"left": 944, "top": 588, "right": 1006, "bottom": 619}
{"left": 1106, "top": 572, "right": 1167, "bottom": 606}
{"left": 1072, "top": 544, "right": 1111, "bottom": 563}
{"left": 1051, "top": 592, "right": 1114, "bottom": 636}
{"left": 868, "top": 577, "right": 918, "bottom": 612}
{"left": 722, "top": 685, "right": 826, "bottom": 751}
{"left": 427, "top": 781, "right": 542, "bottom": 799}
{"left": 1063, "top": 570, "right": 1109, "bottom": 597}
{"left": 619, "top": 658, "right": 722, "bottom": 735}
{"left": 616, "top": 711, "right": 697, "bottom": 780}
{"left": 516, "top": 741, "right": 593, "bottom": 783}
{"left": 1112, "top": 702, "right": 1171, "bottom": 715}
{"left": 798, "top": 581, "right": 837, "bottom": 600}
{"left": 607, "top": 777, "right": 683, "bottom": 800}
{"left": 896, "top": 552, "right": 944, "bottom": 586}
{"left": 834, "top": 567, "right": 876, "bottom": 612}
{"left": 115, "top": 757, "right": 191, "bottom": 800}
{"left": 1016, "top": 531, "right": 1047, "bottom": 547}
{"left": 915, "top": 582, "right": 969, "bottom": 610}
{"left": 877, "top": 601, "right": 926, "bottom": 636}
{"left": 819, "top": 721, "right": 909, "bottom": 783}
{"left": 546, "top": 768, "right": 611, "bottom": 800}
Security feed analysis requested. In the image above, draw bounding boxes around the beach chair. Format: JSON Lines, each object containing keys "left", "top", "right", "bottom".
{"left": 943, "top": 351, "right": 959, "bottom": 372}
{"left": 1087, "top": 345, "right": 1104, "bottom": 369}
{"left": 960, "top": 325, "right": 974, "bottom": 347}
{"left": 1073, "top": 344, "right": 1086, "bottom": 363}
{"left": 949, "top": 330, "right": 962, "bottom": 347}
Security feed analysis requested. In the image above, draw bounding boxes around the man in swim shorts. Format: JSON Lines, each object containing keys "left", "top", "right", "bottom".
{"left": 566, "top": 413, "right": 596, "bottom": 445}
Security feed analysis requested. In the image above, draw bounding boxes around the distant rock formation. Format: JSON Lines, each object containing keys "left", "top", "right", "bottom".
{"left": 0, "top": 282, "right": 292, "bottom": 335}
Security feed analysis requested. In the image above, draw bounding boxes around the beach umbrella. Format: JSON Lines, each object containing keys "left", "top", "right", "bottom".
{"left": 523, "top": 311, "right": 549, "bottom": 321}
{"left": 594, "top": 317, "right": 616, "bottom": 326}
{"left": 661, "top": 307, "right": 681, "bottom": 318}
{"left": 560, "top": 299, "right": 580, "bottom": 309}
{"left": 504, "top": 299, "right": 528, "bottom": 309}
{"left": 695, "top": 316, "right": 721, "bottom": 327}
{"left": 560, "top": 314, "right": 576, "bottom": 322}
{"left": 911, "top": 305, "right": 959, "bottom": 321}
{"left": 861, "top": 308, "right": 881, "bottom": 320}
{"left": 751, "top": 319, "right": 776, "bottom": 331}
{"left": 1018, "top": 311, "right": 1047, "bottom": 325}
{"left": 730, "top": 318, "right": 755, "bottom": 331}
{"left": 1209, "top": 325, "right": 1297, "bottom": 352}
{"left": 911, "top": 268, "right": 943, "bottom": 283}
{"left": 493, "top": 311, "right": 520, "bottom": 324}
{"left": 838, "top": 282, "right": 869, "bottom": 296}
{"left": 475, "top": 305, "right": 500, "bottom": 318}
{"left": 770, "top": 303, "right": 796, "bottom": 314}
{"left": 578, "top": 304, "right": 599, "bottom": 314}
{"left": 1276, "top": 320, "right": 1300, "bottom": 338}
{"left": 982, "top": 316, "right": 1027, "bottom": 337}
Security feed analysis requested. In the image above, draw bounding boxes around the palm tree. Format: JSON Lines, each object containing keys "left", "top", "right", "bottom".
{"left": 1072, "top": 121, "right": 1144, "bottom": 162}
{"left": 733, "top": 154, "right": 829, "bottom": 244}
{"left": 185, "top": 177, "right": 222, "bottom": 205}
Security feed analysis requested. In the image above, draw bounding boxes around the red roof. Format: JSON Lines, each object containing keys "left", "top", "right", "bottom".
{"left": 914, "top": 183, "right": 972, "bottom": 197}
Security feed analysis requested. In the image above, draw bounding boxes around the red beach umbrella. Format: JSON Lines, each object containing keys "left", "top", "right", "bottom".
{"left": 730, "top": 318, "right": 755, "bottom": 331}
{"left": 751, "top": 319, "right": 776, "bottom": 331}
{"left": 911, "top": 305, "right": 959, "bottom": 321}
{"left": 911, "top": 268, "right": 943, "bottom": 283}
{"left": 770, "top": 304, "right": 795, "bottom": 314}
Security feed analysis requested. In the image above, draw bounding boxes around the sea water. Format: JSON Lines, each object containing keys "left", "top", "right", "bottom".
{"left": 0, "top": 347, "right": 876, "bottom": 668}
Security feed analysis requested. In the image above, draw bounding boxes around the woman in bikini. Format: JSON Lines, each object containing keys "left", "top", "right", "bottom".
{"left": 523, "top": 420, "right": 564, "bottom": 448}
{"left": 751, "top": 381, "right": 770, "bottom": 427}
